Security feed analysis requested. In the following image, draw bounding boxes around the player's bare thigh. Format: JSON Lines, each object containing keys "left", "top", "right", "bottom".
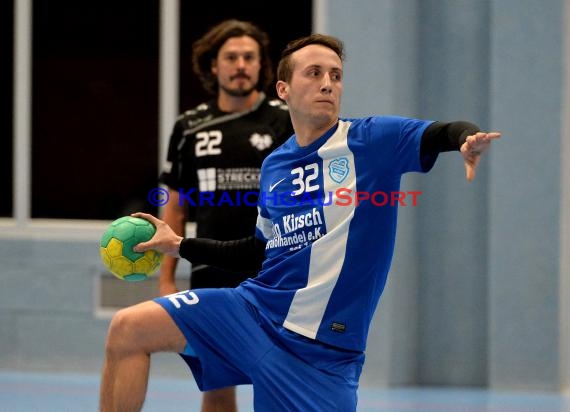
{"left": 107, "top": 300, "right": 186, "bottom": 354}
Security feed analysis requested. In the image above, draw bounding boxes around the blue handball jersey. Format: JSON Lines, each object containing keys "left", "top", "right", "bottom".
{"left": 237, "top": 116, "right": 435, "bottom": 352}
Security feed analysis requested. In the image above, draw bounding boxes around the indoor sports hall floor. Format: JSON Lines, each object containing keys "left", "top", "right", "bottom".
{"left": 1, "top": 370, "right": 569, "bottom": 412}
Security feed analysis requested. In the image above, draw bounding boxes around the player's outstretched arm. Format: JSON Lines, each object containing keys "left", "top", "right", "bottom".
{"left": 131, "top": 212, "right": 183, "bottom": 258}
{"left": 460, "top": 131, "right": 501, "bottom": 181}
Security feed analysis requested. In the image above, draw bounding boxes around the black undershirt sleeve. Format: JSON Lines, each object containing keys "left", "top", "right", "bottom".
{"left": 420, "top": 121, "right": 480, "bottom": 170}
{"left": 179, "top": 235, "right": 266, "bottom": 272}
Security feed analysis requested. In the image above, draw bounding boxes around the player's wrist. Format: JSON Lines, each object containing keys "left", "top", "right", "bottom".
{"left": 173, "top": 236, "right": 183, "bottom": 258}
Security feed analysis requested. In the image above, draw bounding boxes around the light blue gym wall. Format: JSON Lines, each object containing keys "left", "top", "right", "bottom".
{"left": 488, "top": 0, "right": 565, "bottom": 391}
{"left": 414, "top": 0, "right": 491, "bottom": 386}
{"left": 1, "top": 0, "right": 569, "bottom": 393}
{"left": 0, "top": 238, "right": 108, "bottom": 374}
{"left": 321, "top": 0, "right": 569, "bottom": 391}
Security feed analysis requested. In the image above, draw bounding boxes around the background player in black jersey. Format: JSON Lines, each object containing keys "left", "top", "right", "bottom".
{"left": 157, "top": 19, "right": 293, "bottom": 411}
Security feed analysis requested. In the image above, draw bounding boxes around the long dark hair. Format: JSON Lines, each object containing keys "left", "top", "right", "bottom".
{"left": 192, "top": 19, "right": 274, "bottom": 95}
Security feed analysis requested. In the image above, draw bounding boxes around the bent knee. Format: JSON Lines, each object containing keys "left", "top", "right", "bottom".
{"left": 105, "top": 307, "right": 146, "bottom": 354}
{"left": 105, "top": 301, "right": 186, "bottom": 355}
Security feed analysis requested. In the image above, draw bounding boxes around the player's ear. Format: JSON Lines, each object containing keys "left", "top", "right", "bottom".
{"left": 276, "top": 80, "right": 288, "bottom": 100}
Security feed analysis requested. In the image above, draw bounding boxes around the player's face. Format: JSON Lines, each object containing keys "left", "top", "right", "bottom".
{"left": 212, "top": 35, "right": 262, "bottom": 98}
{"left": 277, "top": 44, "right": 342, "bottom": 129}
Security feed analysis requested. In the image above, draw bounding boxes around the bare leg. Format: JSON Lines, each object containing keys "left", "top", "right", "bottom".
{"left": 100, "top": 300, "right": 186, "bottom": 412}
{"left": 201, "top": 387, "right": 238, "bottom": 412}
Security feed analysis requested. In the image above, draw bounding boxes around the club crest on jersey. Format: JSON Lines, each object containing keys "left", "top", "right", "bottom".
{"left": 249, "top": 133, "right": 273, "bottom": 150}
{"left": 328, "top": 157, "right": 349, "bottom": 183}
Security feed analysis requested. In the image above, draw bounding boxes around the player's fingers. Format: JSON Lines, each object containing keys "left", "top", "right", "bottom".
{"left": 466, "top": 133, "right": 484, "bottom": 148}
{"left": 133, "top": 240, "right": 151, "bottom": 252}
{"left": 461, "top": 140, "right": 479, "bottom": 157}
{"left": 465, "top": 163, "right": 475, "bottom": 182}
{"left": 131, "top": 211, "right": 150, "bottom": 219}
{"left": 465, "top": 135, "right": 492, "bottom": 155}
{"left": 465, "top": 162, "right": 473, "bottom": 182}
{"left": 131, "top": 212, "right": 160, "bottom": 225}
{"left": 464, "top": 153, "right": 481, "bottom": 181}
{"left": 467, "top": 131, "right": 501, "bottom": 144}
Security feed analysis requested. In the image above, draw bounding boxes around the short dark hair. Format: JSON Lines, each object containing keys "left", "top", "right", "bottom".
{"left": 277, "top": 34, "right": 345, "bottom": 83}
{"left": 192, "top": 19, "right": 273, "bottom": 95}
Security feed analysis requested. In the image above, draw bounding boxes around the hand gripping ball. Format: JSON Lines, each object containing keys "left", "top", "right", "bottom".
{"left": 99, "top": 216, "right": 163, "bottom": 281}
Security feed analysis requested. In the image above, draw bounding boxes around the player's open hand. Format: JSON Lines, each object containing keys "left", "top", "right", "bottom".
{"left": 131, "top": 212, "right": 183, "bottom": 258}
{"left": 460, "top": 132, "right": 501, "bottom": 182}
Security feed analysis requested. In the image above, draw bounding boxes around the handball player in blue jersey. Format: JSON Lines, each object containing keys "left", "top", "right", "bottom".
{"left": 100, "top": 34, "right": 500, "bottom": 412}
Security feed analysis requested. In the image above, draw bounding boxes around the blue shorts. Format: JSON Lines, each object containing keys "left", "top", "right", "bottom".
{"left": 154, "top": 288, "right": 364, "bottom": 412}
